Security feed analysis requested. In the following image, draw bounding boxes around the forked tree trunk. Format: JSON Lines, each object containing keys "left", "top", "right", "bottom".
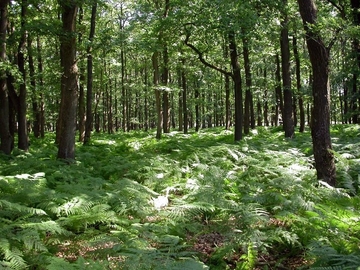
{"left": 297, "top": 0, "right": 336, "bottom": 186}
{"left": 57, "top": 0, "right": 78, "bottom": 160}
{"left": 0, "top": 0, "right": 12, "bottom": 154}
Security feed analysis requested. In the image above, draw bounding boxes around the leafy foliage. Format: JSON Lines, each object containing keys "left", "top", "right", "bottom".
{"left": 0, "top": 126, "right": 359, "bottom": 269}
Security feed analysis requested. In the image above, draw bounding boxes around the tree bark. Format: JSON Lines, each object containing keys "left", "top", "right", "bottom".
{"left": 57, "top": 0, "right": 78, "bottom": 160}
{"left": 78, "top": 7, "right": 85, "bottom": 142}
{"left": 280, "top": 0, "right": 294, "bottom": 138}
{"left": 36, "top": 35, "right": 45, "bottom": 138}
{"left": 152, "top": 52, "right": 162, "bottom": 139}
{"left": 293, "top": 36, "right": 305, "bottom": 132}
{"left": 17, "top": 0, "right": 29, "bottom": 151}
{"left": 0, "top": 0, "right": 12, "bottom": 154}
{"left": 297, "top": 0, "right": 336, "bottom": 186}
{"left": 84, "top": 2, "right": 97, "bottom": 145}
{"left": 228, "top": 31, "right": 243, "bottom": 141}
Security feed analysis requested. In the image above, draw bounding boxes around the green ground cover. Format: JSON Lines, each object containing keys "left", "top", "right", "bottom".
{"left": 0, "top": 125, "right": 360, "bottom": 269}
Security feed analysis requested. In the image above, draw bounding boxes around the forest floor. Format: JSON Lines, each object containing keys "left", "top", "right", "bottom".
{"left": 1, "top": 125, "right": 360, "bottom": 269}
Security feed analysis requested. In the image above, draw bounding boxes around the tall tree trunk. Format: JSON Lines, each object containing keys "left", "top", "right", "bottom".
{"left": 28, "top": 34, "right": 40, "bottom": 138}
{"left": 182, "top": 58, "right": 188, "bottom": 134}
{"left": 351, "top": 0, "right": 360, "bottom": 123}
{"left": 153, "top": 52, "right": 162, "bottom": 139}
{"left": 178, "top": 67, "right": 183, "bottom": 131}
{"left": 17, "top": 0, "right": 29, "bottom": 151}
{"left": 280, "top": 0, "right": 294, "bottom": 138}
{"left": 162, "top": 47, "right": 170, "bottom": 133}
{"left": 275, "top": 54, "right": 283, "bottom": 126}
{"left": 225, "top": 74, "right": 230, "bottom": 130}
{"left": 37, "top": 36, "right": 45, "bottom": 138}
{"left": 57, "top": 0, "right": 78, "bottom": 160}
{"left": 293, "top": 36, "right": 305, "bottom": 132}
{"left": 243, "top": 36, "right": 251, "bottom": 135}
{"left": 298, "top": 0, "right": 336, "bottom": 186}
{"left": 84, "top": 2, "right": 97, "bottom": 145}
{"left": 78, "top": 7, "right": 85, "bottom": 142}
{"left": 0, "top": 0, "right": 12, "bottom": 154}
{"left": 229, "top": 31, "right": 243, "bottom": 141}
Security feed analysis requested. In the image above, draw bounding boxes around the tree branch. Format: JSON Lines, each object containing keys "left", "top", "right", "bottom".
{"left": 183, "top": 26, "right": 233, "bottom": 78}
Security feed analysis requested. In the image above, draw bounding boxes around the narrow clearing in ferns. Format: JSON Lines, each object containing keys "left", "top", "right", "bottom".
{"left": 1, "top": 125, "right": 360, "bottom": 269}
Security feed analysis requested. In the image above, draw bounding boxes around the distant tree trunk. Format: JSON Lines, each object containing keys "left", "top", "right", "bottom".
{"left": 351, "top": 0, "right": 360, "bottom": 123}
{"left": 195, "top": 82, "right": 200, "bottom": 131}
{"left": 36, "top": 36, "right": 45, "bottom": 138}
{"left": 293, "top": 36, "right": 305, "bottom": 132}
{"left": 28, "top": 35, "right": 40, "bottom": 138}
{"left": 0, "top": 0, "right": 12, "bottom": 154}
{"left": 229, "top": 31, "right": 243, "bottom": 141}
{"left": 298, "top": 0, "right": 336, "bottom": 186}
{"left": 275, "top": 54, "right": 283, "bottom": 126}
{"left": 84, "top": 2, "right": 97, "bottom": 145}
{"left": 263, "top": 68, "right": 269, "bottom": 126}
{"left": 153, "top": 52, "right": 162, "bottom": 139}
{"left": 280, "top": 0, "right": 294, "bottom": 138}
{"left": 57, "top": 0, "right": 78, "bottom": 160}
{"left": 225, "top": 74, "right": 230, "bottom": 130}
{"left": 78, "top": 7, "right": 85, "bottom": 142}
{"left": 178, "top": 67, "right": 183, "bottom": 131}
{"left": 243, "top": 36, "right": 251, "bottom": 134}
{"left": 17, "top": 0, "right": 29, "bottom": 150}
{"left": 182, "top": 58, "right": 188, "bottom": 134}
{"left": 162, "top": 47, "right": 170, "bottom": 133}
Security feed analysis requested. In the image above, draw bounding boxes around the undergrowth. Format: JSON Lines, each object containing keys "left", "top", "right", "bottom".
{"left": 0, "top": 125, "right": 359, "bottom": 269}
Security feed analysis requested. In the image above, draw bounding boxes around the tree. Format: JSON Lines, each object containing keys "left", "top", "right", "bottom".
{"left": 280, "top": 0, "right": 295, "bottom": 138}
{"left": 0, "top": 0, "right": 12, "bottom": 155}
{"left": 57, "top": 0, "right": 78, "bottom": 160}
{"left": 297, "top": 0, "right": 336, "bottom": 186}
{"left": 84, "top": 1, "right": 97, "bottom": 145}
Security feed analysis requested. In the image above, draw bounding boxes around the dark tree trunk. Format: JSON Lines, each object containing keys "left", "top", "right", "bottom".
{"left": 243, "top": 36, "right": 251, "bottom": 135}
{"left": 162, "top": 47, "right": 170, "bottom": 133}
{"left": 78, "top": 7, "right": 85, "bottom": 142}
{"left": 178, "top": 67, "right": 183, "bottom": 131}
{"left": 0, "top": 0, "right": 12, "bottom": 154}
{"left": 152, "top": 52, "right": 162, "bottom": 139}
{"left": 57, "top": 0, "right": 78, "bottom": 160}
{"left": 351, "top": 0, "right": 360, "bottom": 123}
{"left": 182, "top": 59, "right": 188, "bottom": 134}
{"left": 298, "top": 0, "right": 336, "bottom": 186}
{"left": 229, "top": 31, "right": 243, "bottom": 141}
{"left": 28, "top": 35, "right": 40, "bottom": 138}
{"left": 293, "top": 36, "right": 305, "bottom": 132}
{"left": 17, "top": 0, "right": 29, "bottom": 151}
{"left": 225, "top": 74, "right": 230, "bottom": 130}
{"left": 280, "top": 1, "right": 294, "bottom": 138}
{"left": 37, "top": 36, "right": 45, "bottom": 138}
{"left": 84, "top": 2, "right": 97, "bottom": 145}
{"left": 275, "top": 54, "right": 283, "bottom": 126}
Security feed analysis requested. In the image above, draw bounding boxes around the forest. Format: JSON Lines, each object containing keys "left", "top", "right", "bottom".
{"left": 0, "top": 0, "right": 360, "bottom": 269}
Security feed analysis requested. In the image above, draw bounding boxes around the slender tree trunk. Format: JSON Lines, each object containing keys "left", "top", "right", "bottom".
{"left": 36, "top": 36, "right": 45, "bottom": 138}
{"left": 225, "top": 74, "right": 230, "bottom": 130}
{"left": 28, "top": 35, "right": 40, "bottom": 138}
{"left": 153, "top": 52, "right": 162, "bottom": 139}
{"left": 162, "top": 47, "right": 170, "bottom": 133}
{"left": 298, "top": 0, "right": 336, "bottom": 186}
{"left": 178, "top": 67, "right": 183, "bottom": 131}
{"left": 280, "top": 0, "right": 294, "bottom": 138}
{"left": 78, "top": 7, "right": 85, "bottom": 142}
{"left": 293, "top": 36, "right": 305, "bottom": 132}
{"left": 275, "top": 54, "right": 283, "bottom": 126}
{"left": 243, "top": 36, "right": 251, "bottom": 135}
{"left": 84, "top": 2, "right": 97, "bottom": 144}
{"left": 182, "top": 58, "right": 188, "bottom": 134}
{"left": 229, "top": 31, "right": 243, "bottom": 141}
{"left": 17, "top": 0, "right": 29, "bottom": 150}
{"left": 57, "top": 0, "right": 78, "bottom": 160}
{"left": 0, "top": 0, "right": 12, "bottom": 154}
